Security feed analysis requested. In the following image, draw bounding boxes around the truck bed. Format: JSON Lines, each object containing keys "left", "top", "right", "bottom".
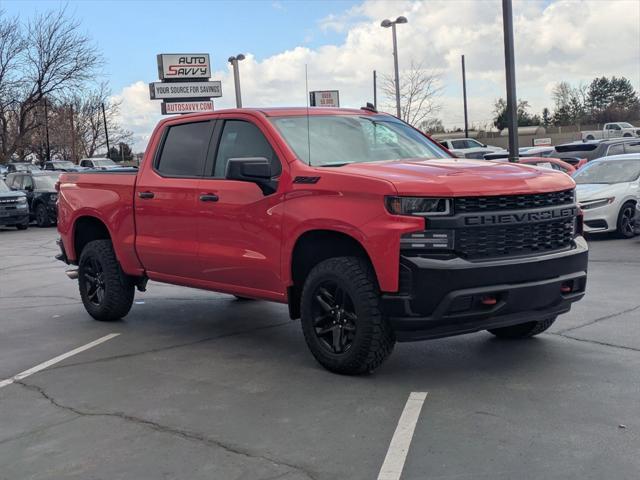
{"left": 57, "top": 170, "right": 143, "bottom": 275}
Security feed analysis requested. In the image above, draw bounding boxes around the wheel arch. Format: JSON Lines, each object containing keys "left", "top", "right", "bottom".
{"left": 287, "top": 229, "right": 376, "bottom": 319}
{"left": 73, "top": 216, "right": 112, "bottom": 261}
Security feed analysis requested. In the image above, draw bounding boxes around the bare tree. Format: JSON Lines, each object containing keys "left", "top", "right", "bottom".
{"left": 381, "top": 60, "right": 442, "bottom": 127}
{"left": 0, "top": 8, "right": 101, "bottom": 163}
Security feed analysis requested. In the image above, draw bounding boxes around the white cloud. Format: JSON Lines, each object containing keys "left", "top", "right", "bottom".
{"left": 113, "top": 0, "right": 640, "bottom": 151}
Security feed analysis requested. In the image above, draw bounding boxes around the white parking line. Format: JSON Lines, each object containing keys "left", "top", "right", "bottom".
{"left": 377, "top": 391, "right": 428, "bottom": 480}
{"left": 0, "top": 333, "right": 120, "bottom": 389}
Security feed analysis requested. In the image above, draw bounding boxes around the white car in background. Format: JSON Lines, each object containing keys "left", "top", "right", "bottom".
{"left": 438, "top": 138, "right": 502, "bottom": 158}
{"left": 574, "top": 154, "right": 640, "bottom": 238}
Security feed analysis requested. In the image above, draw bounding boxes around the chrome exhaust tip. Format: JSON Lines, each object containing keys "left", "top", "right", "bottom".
{"left": 65, "top": 269, "right": 79, "bottom": 280}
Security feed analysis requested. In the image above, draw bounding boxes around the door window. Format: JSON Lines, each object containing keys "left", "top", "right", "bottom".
{"left": 607, "top": 144, "right": 625, "bottom": 156}
{"left": 212, "top": 120, "right": 281, "bottom": 178}
{"left": 156, "top": 121, "right": 212, "bottom": 177}
{"left": 624, "top": 142, "right": 640, "bottom": 154}
{"left": 22, "top": 175, "right": 33, "bottom": 190}
{"left": 451, "top": 140, "right": 466, "bottom": 149}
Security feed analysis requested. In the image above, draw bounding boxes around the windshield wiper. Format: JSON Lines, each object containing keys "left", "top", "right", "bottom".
{"left": 318, "top": 162, "right": 353, "bottom": 167}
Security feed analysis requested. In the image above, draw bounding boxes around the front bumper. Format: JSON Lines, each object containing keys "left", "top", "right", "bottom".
{"left": 382, "top": 237, "right": 588, "bottom": 342}
{"left": 581, "top": 203, "right": 618, "bottom": 233}
{"left": 0, "top": 210, "right": 29, "bottom": 226}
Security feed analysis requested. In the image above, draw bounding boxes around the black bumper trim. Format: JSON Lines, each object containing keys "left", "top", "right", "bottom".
{"left": 383, "top": 237, "right": 588, "bottom": 342}
{"left": 55, "top": 237, "right": 70, "bottom": 265}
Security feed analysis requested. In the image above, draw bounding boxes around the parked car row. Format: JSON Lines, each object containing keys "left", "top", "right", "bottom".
{"left": 1, "top": 171, "right": 59, "bottom": 228}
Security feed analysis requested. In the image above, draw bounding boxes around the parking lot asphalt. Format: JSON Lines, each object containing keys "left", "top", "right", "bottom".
{"left": 1, "top": 227, "right": 639, "bottom": 480}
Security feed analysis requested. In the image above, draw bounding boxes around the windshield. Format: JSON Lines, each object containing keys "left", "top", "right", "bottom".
{"left": 574, "top": 159, "right": 640, "bottom": 184}
{"left": 93, "top": 159, "right": 116, "bottom": 166}
{"left": 270, "top": 115, "right": 449, "bottom": 166}
{"left": 0, "top": 180, "right": 9, "bottom": 193}
{"left": 619, "top": 122, "right": 633, "bottom": 128}
{"left": 53, "top": 161, "right": 75, "bottom": 168}
{"left": 33, "top": 175, "right": 59, "bottom": 190}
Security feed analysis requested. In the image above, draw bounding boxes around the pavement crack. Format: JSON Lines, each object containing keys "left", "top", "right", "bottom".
{"left": 549, "top": 332, "right": 640, "bottom": 353}
{"left": 555, "top": 304, "right": 640, "bottom": 334}
{"left": 14, "top": 380, "right": 318, "bottom": 480}
{"left": 47, "top": 320, "right": 296, "bottom": 372}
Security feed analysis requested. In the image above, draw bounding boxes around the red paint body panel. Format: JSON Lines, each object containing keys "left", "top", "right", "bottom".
{"left": 57, "top": 107, "right": 577, "bottom": 303}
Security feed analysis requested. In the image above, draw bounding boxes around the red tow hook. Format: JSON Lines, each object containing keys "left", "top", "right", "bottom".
{"left": 560, "top": 285, "right": 572, "bottom": 294}
{"left": 480, "top": 295, "right": 497, "bottom": 306}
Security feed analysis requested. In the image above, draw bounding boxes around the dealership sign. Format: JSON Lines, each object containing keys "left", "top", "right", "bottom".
{"left": 533, "top": 137, "right": 552, "bottom": 146}
{"left": 149, "top": 81, "right": 222, "bottom": 100}
{"left": 309, "top": 90, "right": 340, "bottom": 107}
{"left": 157, "top": 54, "right": 211, "bottom": 80}
{"left": 161, "top": 100, "right": 214, "bottom": 115}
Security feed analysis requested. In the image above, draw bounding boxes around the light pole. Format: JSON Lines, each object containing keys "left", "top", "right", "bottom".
{"left": 502, "top": 0, "right": 519, "bottom": 162}
{"left": 228, "top": 54, "right": 246, "bottom": 108}
{"left": 381, "top": 16, "right": 407, "bottom": 119}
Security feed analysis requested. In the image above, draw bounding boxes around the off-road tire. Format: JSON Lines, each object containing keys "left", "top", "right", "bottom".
{"left": 78, "top": 240, "right": 135, "bottom": 321}
{"left": 616, "top": 201, "right": 637, "bottom": 239}
{"left": 35, "top": 203, "right": 51, "bottom": 227}
{"left": 300, "top": 256, "right": 395, "bottom": 375}
{"left": 488, "top": 316, "right": 557, "bottom": 339}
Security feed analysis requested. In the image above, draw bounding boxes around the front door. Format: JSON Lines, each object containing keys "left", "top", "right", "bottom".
{"left": 134, "top": 119, "right": 215, "bottom": 279}
{"left": 195, "top": 117, "right": 286, "bottom": 298}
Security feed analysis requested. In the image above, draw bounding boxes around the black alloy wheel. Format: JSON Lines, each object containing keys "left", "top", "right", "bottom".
{"left": 618, "top": 203, "right": 637, "bottom": 239}
{"left": 82, "top": 256, "right": 106, "bottom": 306}
{"left": 311, "top": 281, "right": 357, "bottom": 354}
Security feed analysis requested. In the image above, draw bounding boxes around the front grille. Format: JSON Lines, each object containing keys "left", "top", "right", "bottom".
{"left": 454, "top": 189, "right": 574, "bottom": 213}
{"left": 456, "top": 219, "right": 575, "bottom": 260}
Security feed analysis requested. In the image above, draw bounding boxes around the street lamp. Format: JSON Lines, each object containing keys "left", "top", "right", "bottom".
{"left": 228, "top": 54, "right": 246, "bottom": 108}
{"left": 381, "top": 16, "right": 407, "bottom": 119}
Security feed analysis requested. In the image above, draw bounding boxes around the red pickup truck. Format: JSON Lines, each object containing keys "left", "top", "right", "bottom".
{"left": 56, "top": 107, "right": 588, "bottom": 374}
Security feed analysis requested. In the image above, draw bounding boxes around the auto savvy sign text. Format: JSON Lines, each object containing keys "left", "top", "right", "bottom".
{"left": 157, "top": 54, "right": 211, "bottom": 80}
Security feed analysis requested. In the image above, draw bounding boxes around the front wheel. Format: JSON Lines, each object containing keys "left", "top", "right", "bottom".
{"left": 300, "top": 256, "right": 395, "bottom": 375}
{"left": 617, "top": 202, "right": 637, "bottom": 239}
{"left": 35, "top": 203, "right": 51, "bottom": 227}
{"left": 488, "top": 316, "right": 557, "bottom": 339}
{"left": 15, "top": 223, "right": 28, "bottom": 230}
{"left": 78, "top": 240, "right": 135, "bottom": 321}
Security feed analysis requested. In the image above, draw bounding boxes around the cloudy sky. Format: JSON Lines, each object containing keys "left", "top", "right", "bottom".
{"left": 8, "top": 0, "right": 640, "bottom": 151}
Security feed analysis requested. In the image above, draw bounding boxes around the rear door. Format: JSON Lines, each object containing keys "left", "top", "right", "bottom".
{"left": 194, "top": 116, "right": 286, "bottom": 296}
{"left": 134, "top": 119, "right": 215, "bottom": 279}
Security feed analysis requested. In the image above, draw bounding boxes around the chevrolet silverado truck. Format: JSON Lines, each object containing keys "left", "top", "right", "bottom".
{"left": 56, "top": 107, "right": 588, "bottom": 374}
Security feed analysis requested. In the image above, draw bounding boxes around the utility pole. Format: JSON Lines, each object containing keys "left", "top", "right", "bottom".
{"left": 228, "top": 54, "right": 245, "bottom": 108}
{"left": 502, "top": 0, "right": 519, "bottom": 162}
{"left": 43, "top": 98, "right": 51, "bottom": 162}
{"left": 461, "top": 55, "right": 469, "bottom": 138}
{"left": 373, "top": 70, "right": 377, "bottom": 109}
{"left": 101, "top": 102, "right": 110, "bottom": 158}
{"left": 70, "top": 104, "right": 77, "bottom": 164}
{"left": 381, "top": 16, "right": 407, "bottom": 119}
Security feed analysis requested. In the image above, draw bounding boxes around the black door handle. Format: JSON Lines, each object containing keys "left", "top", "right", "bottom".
{"left": 138, "top": 191, "right": 155, "bottom": 199}
{"left": 199, "top": 194, "right": 219, "bottom": 202}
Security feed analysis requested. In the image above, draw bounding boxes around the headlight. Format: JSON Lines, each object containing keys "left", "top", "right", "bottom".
{"left": 16, "top": 197, "right": 27, "bottom": 207}
{"left": 579, "top": 197, "right": 614, "bottom": 210}
{"left": 385, "top": 197, "right": 451, "bottom": 216}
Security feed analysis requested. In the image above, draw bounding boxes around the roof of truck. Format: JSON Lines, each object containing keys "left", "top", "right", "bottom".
{"left": 171, "top": 107, "right": 385, "bottom": 121}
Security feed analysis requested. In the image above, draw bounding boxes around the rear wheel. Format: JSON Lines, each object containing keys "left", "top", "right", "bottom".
{"left": 300, "top": 256, "right": 395, "bottom": 375}
{"left": 617, "top": 202, "right": 636, "bottom": 239}
{"left": 585, "top": 135, "right": 595, "bottom": 140}
{"left": 15, "top": 223, "right": 28, "bottom": 230}
{"left": 78, "top": 240, "right": 135, "bottom": 321}
{"left": 488, "top": 316, "right": 557, "bottom": 339}
{"left": 35, "top": 203, "right": 51, "bottom": 227}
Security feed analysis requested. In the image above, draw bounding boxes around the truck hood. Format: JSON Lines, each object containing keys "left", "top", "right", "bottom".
{"left": 338, "top": 158, "right": 575, "bottom": 196}
{"left": 0, "top": 191, "right": 25, "bottom": 199}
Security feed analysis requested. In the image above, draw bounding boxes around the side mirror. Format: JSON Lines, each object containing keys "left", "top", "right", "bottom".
{"left": 226, "top": 157, "right": 276, "bottom": 195}
{"left": 24, "top": 185, "right": 33, "bottom": 192}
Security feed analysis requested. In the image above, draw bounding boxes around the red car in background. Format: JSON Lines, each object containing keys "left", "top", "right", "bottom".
{"left": 518, "top": 157, "right": 576, "bottom": 174}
